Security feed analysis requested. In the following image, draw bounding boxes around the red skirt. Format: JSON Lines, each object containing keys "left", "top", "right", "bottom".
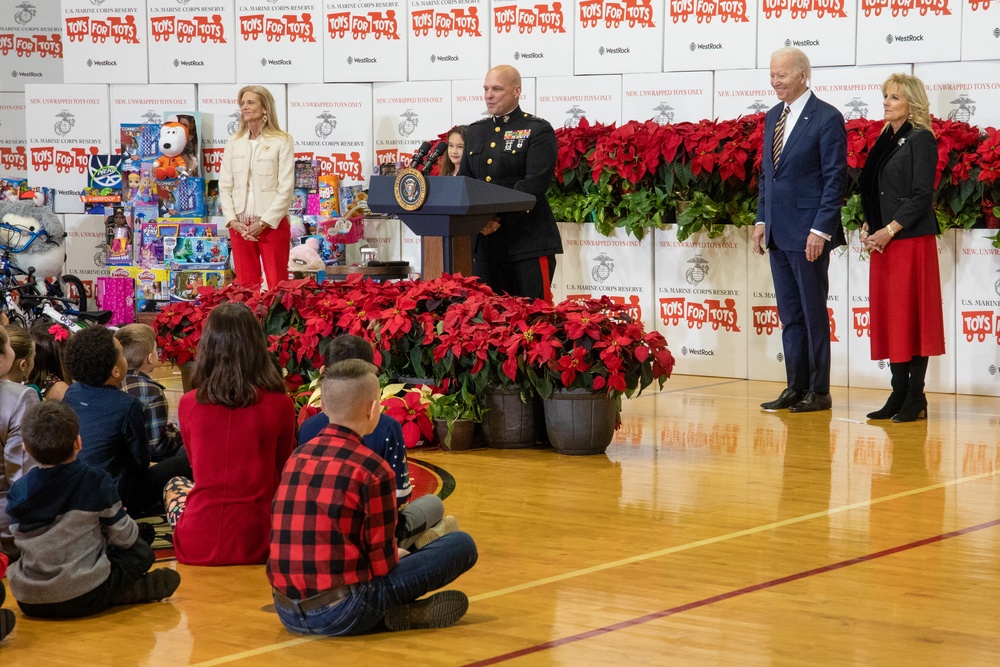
{"left": 869, "top": 234, "right": 945, "bottom": 362}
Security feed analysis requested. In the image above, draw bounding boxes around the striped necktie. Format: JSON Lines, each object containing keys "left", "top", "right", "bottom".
{"left": 772, "top": 106, "right": 790, "bottom": 168}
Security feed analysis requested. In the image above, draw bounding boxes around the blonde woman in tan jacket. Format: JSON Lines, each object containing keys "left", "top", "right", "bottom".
{"left": 220, "top": 85, "right": 295, "bottom": 289}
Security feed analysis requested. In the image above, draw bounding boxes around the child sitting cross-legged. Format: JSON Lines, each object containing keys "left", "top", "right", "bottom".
{"left": 62, "top": 326, "right": 189, "bottom": 517}
{"left": 114, "top": 324, "right": 185, "bottom": 462}
{"left": 1, "top": 325, "right": 39, "bottom": 561}
{"left": 268, "top": 359, "right": 478, "bottom": 635}
{"left": 299, "top": 334, "right": 458, "bottom": 550}
{"left": 5, "top": 401, "right": 180, "bottom": 619}
{"left": 163, "top": 302, "right": 296, "bottom": 566}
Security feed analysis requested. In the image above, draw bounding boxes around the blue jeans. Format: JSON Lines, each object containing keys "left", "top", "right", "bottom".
{"left": 274, "top": 531, "right": 477, "bottom": 636}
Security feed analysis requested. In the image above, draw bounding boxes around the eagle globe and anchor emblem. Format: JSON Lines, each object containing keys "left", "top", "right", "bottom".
{"left": 685, "top": 253, "right": 709, "bottom": 286}
{"left": 227, "top": 111, "right": 241, "bottom": 136}
{"left": 398, "top": 109, "right": 419, "bottom": 137}
{"left": 995, "top": 268, "right": 1000, "bottom": 298}
{"left": 843, "top": 97, "right": 869, "bottom": 120}
{"left": 947, "top": 94, "right": 976, "bottom": 123}
{"left": 53, "top": 110, "right": 75, "bottom": 137}
{"left": 564, "top": 105, "right": 586, "bottom": 129}
{"left": 591, "top": 252, "right": 614, "bottom": 282}
{"left": 315, "top": 111, "right": 337, "bottom": 139}
{"left": 652, "top": 102, "right": 675, "bottom": 126}
{"left": 14, "top": 1, "right": 36, "bottom": 24}
{"left": 140, "top": 110, "right": 162, "bottom": 125}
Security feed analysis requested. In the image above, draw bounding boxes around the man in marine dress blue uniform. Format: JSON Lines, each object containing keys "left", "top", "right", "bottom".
{"left": 459, "top": 64, "right": 563, "bottom": 302}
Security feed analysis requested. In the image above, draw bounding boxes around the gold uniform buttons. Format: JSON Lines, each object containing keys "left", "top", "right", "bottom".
{"left": 494, "top": 126, "right": 500, "bottom": 133}
{"left": 490, "top": 142, "right": 495, "bottom": 148}
{"left": 485, "top": 176, "right": 492, "bottom": 182}
{"left": 512, "top": 150, "right": 516, "bottom": 154}
{"left": 487, "top": 158, "right": 492, "bottom": 165}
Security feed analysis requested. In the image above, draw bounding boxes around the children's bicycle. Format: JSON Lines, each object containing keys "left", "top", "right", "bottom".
{"left": 0, "top": 221, "right": 112, "bottom": 331}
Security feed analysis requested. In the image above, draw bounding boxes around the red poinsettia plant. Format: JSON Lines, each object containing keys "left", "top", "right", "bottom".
{"left": 496, "top": 296, "right": 675, "bottom": 400}
{"left": 548, "top": 112, "right": 1000, "bottom": 246}
{"left": 155, "top": 275, "right": 677, "bottom": 443}
{"left": 977, "top": 125, "right": 1000, "bottom": 231}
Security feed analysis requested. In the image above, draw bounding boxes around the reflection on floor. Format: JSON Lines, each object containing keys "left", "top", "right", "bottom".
{"left": 3, "top": 373, "right": 999, "bottom": 666}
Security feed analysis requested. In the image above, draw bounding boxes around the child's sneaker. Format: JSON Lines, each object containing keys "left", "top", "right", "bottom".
{"left": 383, "top": 590, "right": 469, "bottom": 631}
{"left": 113, "top": 568, "right": 181, "bottom": 606}
{"left": 0, "top": 608, "right": 15, "bottom": 641}
{"left": 413, "top": 516, "right": 459, "bottom": 550}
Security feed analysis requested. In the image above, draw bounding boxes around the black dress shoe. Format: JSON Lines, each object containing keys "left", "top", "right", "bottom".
{"left": 760, "top": 388, "right": 803, "bottom": 410}
{"left": 788, "top": 391, "right": 832, "bottom": 413}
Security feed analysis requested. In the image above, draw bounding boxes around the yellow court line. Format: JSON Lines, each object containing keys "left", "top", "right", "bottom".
{"left": 187, "top": 467, "right": 998, "bottom": 666}
{"left": 469, "top": 467, "right": 1000, "bottom": 601}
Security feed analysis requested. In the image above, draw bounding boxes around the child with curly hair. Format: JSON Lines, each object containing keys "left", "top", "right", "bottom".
{"left": 62, "top": 327, "right": 188, "bottom": 517}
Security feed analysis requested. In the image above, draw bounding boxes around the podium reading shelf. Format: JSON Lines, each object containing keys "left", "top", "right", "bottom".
{"left": 367, "top": 175, "right": 536, "bottom": 280}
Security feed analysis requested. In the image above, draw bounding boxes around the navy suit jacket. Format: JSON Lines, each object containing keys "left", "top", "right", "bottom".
{"left": 756, "top": 92, "right": 848, "bottom": 251}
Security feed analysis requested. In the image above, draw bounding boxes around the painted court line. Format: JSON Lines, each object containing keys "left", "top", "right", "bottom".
{"left": 467, "top": 467, "right": 1000, "bottom": 602}
{"left": 463, "top": 517, "right": 1000, "bottom": 666}
{"left": 187, "top": 468, "right": 999, "bottom": 666}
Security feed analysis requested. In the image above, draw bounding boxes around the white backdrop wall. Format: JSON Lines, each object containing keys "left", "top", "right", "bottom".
{"left": 1, "top": 2, "right": 997, "bottom": 394}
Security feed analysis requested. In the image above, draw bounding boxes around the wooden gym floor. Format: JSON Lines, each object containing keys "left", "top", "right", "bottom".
{"left": 2, "top": 373, "right": 1000, "bottom": 665}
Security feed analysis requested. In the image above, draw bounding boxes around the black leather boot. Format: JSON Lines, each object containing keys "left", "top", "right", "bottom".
{"left": 867, "top": 362, "right": 908, "bottom": 419}
{"left": 893, "top": 356, "right": 928, "bottom": 423}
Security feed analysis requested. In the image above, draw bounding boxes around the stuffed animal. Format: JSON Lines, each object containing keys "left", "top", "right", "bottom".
{"left": 0, "top": 200, "right": 67, "bottom": 278}
{"left": 288, "top": 237, "right": 326, "bottom": 283}
{"left": 153, "top": 121, "right": 190, "bottom": 180}
{"left": 288, "top": 215, "right": 307, "bottom": 240}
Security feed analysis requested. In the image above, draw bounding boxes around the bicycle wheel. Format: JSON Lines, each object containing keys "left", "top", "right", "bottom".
{"left": 58, "top": 275, "right": 88, "bottom": 314}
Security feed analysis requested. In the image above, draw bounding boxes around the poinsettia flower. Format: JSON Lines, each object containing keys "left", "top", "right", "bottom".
{"left": 551, "top": 346, "right": 591, "bottom": 388}
{"left": 382, "top": 391, "right": 434, "bottom": 449}
{"left": 564, "top": 310, "right": 606, "bottom": 341}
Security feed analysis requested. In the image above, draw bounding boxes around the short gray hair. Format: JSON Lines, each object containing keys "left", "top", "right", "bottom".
{"left": 770, "top": 47, "right": 811, "bottom": 81}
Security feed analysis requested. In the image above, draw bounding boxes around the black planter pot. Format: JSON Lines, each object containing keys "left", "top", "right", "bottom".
{"left": 542, "top": 389, "right": 618, "bottom": 456}
{"left": 480, "top": 385, "right": 536, "bottom": 449}
{"left": 433, "top": 418, "right": 477, "bottom": 451}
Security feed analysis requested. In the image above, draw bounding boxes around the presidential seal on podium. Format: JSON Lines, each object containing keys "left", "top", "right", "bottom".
{"left": 394, "top": 167, "right": 428, "bottom": 211}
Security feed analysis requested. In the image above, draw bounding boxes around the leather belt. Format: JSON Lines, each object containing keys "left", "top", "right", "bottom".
{"left": 272, "top": 585, "right": 351, "bottom": 613}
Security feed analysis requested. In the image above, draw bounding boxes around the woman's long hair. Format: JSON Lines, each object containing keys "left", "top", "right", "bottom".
{"left": 439, "top": 125, "right": 468, "bottom": 177}
{"left": 190, "top": 302, "right": 285, "bottom": 409}
{"left": 234, "top": 85, "right": 289, "bottom": 139}
{"left": 881, "top": 74, "right": 933, "bottom": 135}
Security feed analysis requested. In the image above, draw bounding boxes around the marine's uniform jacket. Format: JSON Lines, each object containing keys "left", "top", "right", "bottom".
{"left": 459, "top": 106, "right": 563, "bottom": 262}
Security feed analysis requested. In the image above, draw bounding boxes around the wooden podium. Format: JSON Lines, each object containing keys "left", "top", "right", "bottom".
{"left": 367, "top": 175, "right": 536, "bottom": 280}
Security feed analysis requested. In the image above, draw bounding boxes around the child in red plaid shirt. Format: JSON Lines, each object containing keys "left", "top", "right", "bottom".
{"left": 268, "top": 360, "right": 477, "bottom": 635}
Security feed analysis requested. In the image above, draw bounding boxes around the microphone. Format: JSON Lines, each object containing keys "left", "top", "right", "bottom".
{"left": 409, "top": 141, "right": 432, "bottom": 170}
{"left": 420, "top": 141, "right": 448, "bottom": 174}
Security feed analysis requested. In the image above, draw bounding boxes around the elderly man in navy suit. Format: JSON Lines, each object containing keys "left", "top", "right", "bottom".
{"left": 752, "top": 47, "right": 847, "bottom": 413}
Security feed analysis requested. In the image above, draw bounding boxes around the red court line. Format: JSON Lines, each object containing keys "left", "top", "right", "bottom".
{"left": 465, "top": 517, "right": 1000, "bottom": 667}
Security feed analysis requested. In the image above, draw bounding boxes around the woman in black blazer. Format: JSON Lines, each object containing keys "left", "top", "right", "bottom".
{"left": 859, "top": 74, "right": 945, "bottom": 422}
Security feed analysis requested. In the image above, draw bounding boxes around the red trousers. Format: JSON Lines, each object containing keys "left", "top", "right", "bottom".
{"left": 230, "top": 217, "right": 291, "bottom": 290}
